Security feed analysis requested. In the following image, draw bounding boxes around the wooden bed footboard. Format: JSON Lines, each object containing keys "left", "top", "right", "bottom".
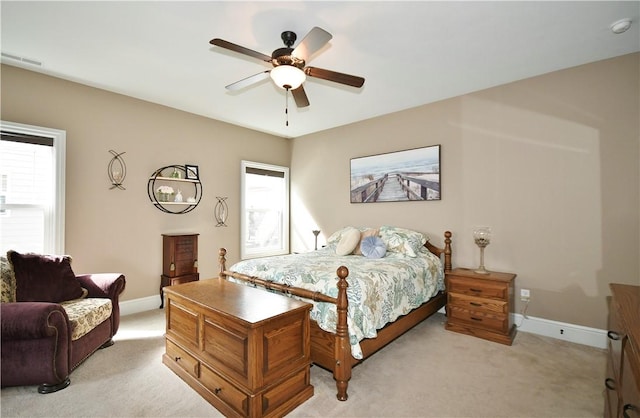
{"left": 218, "top": 230, "right": 452, "bottom": 402}
{"left": 219, "top": 249, "right": 351, "bottom": 400}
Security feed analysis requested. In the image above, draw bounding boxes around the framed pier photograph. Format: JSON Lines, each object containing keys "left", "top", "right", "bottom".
{"left": 350, "top": 145, "right": 441, "bottom": 203}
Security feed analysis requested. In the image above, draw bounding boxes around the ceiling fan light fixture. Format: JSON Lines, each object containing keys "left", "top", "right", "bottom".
{"left": 270, "top": 65, "right": 306, "bottom": 90}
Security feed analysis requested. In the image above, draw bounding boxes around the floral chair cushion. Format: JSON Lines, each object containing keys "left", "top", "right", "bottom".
{"left": 60, "top": 298, "right": 113, "bottom": 341}
{"left": 1, "top": 255, "right": 16, "bottom": 303}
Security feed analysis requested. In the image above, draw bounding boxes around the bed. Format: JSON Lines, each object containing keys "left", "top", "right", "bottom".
{"left": 218, "top": 226, "right": 452, "bottom": 401}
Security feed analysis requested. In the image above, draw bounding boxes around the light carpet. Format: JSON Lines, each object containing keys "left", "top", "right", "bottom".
{"left": 1, "top": 309, "right": 606, "bottom": 417}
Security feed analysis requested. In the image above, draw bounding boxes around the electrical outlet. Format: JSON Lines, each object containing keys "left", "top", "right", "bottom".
{"left": 520, "top": 289, "right": 530, "bottom": 302}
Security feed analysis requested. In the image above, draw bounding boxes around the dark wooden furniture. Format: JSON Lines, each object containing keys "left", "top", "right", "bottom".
{"left": 160, "top": 233, "right": 199, "bottom": 308}
{"left": 219, "top": 230, "right": 452, "bottom": 401}
{"left": 445, "top": 268, "right": 516, "bottom": 345}
{"left": 604, "top": 283, "right": 640, "bottom": 418}
{"left": 163, "top": 279, "right": 313, "bottom": 418}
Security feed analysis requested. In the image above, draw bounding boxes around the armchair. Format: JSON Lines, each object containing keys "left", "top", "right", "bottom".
{"left": 1, "top": 252, "right": 126, "bottom": 393}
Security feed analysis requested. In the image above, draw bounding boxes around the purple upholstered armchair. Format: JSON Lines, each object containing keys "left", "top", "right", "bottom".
{"left": 1, "top": 252, "right": 126, "bottom": 393}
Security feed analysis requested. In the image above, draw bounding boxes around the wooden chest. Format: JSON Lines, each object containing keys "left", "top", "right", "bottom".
{"left": 163, "top": 279, "right": 314, "bottom": 418}
{"left": 445, "top": 268, "right": 517, "bottom": 345}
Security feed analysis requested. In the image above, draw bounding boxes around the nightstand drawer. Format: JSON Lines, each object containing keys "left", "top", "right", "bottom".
{"left": 448, "top": 293, "right": 507, "bottom": 314}
{"left": 448, "top": 276, "right": 507, "bottom": 299}
{"left": 448, "top": 305, "right": 508, "bottom": 333}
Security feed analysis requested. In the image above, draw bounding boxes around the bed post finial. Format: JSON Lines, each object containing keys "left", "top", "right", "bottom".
{"left": 218, "top": 248, "right": 227, "bottom": 279}
{"left": 334, "top": 265, "right": 351, "bottom": 401}
{"left": 443, "top": 231, "right": 452, "bottom": 272}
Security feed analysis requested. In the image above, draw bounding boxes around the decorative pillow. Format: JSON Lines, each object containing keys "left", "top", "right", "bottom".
{"left": 7, "top": 251, "right": 85, "bottom": 303}
{"left": 360, "top": 236, "right": 387, "bottom": 259}
{"left": 335, "top": 227, "right": 361, "bottom": 256}
{"left": 353, "top": 228, "right": 380, "bottom": 255}
{"left": 1, "top": 255, "right": 16, "bottom": 303}
{"left": 327, "top": 227, "right": 355, "bottom": 245}
{"left": 379, "top": 226, "right": 428, "bottom": 257}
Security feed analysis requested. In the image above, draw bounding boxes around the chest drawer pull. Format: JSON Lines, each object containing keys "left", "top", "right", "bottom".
{"left": 607, "top": 331, "right": 621, "bottom": 340}
{"left": 469, "top": 288, "right": 483, "bottom": 293}
{"left": 623, "top": 404, "right": 638, "bottom": 418}
{"left": 470, "top": 317, "right": 483, "bottom": 322}
{"left": 214, "top": 387, "right": 222, "bottom": 395}
{"left": 174, "top": 356, "right": 181, "bottom": 361}
{"left": 604, "top": 378, "right": 617, "bottom": 391}
{"left": 469, "top": 302, "right": 482, "bottom": 307}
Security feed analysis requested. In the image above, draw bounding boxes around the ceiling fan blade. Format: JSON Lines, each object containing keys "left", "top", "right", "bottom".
{"left": 292, "top": 27, "right": 332, "bottom": 62}
{"left": 304, "top": 67, "right": 365, "bottom": 88}
{"left": 210, "top": 38, "right": 272, "bottom": 63}
{"left": 291, "top": 85, "right": 310, "bottom": 108}
{"left": 225, "top": 71, "right": 271, "bottom": 91}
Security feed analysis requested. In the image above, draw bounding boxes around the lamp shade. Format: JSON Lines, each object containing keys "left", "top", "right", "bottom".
{"left": 270, "top": 65, "right": 306, "bottom": 90}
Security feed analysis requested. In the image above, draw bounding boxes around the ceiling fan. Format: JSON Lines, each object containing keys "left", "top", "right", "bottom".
{"left": 210, "top": 27, "right": 365, "bottom": 108}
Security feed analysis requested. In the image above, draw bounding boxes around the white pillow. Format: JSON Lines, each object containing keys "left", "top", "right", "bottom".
{"left": 327, "top": 227, "right": 355, "bottom": 244}
{"left": 335, "top": 227, "right": 361, "bottom": 256}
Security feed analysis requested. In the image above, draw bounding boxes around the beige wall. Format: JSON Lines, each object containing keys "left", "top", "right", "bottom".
{"left": 1, "top": 64, "right": 290, "bottom": 302}
{"left": 290, "top": 53, "right": 640, "bottom": 330}
{"left": 2, "top": 53, "right": 638, "bottom": 329}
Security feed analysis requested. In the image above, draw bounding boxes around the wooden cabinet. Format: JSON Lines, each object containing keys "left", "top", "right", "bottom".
{"left": 445, "top": 268, "right": 517, "bottom": 345}
{"left": 160, "top": 233, "right": 199, "bottom": 308}
{"left": 163, "top": 279, "right": 314, "bottom": 418}
{"left": 604, "top": 284, "right": 640, "bottom": 418}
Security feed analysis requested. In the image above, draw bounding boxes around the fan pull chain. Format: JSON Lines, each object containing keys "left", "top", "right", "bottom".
{"left": 285, "top": 87, "right": 290, "bottom": 127}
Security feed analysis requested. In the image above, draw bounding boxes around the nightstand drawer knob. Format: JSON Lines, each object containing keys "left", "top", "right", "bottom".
{"left": 214, "top": 387, "right": 222, "bottom": 395}
{"left": 174, "top": 356, "right": 181, "bottom": 361}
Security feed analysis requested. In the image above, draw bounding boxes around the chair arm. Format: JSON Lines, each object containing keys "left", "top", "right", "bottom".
{"left": 75, "top": 273, "right": 126, "bottom": 300}
{"left": 75, "top": 273, "right": 126, "bottom": 335}
{"left": 1, "top": 302, "right": 69, "bottom": 340}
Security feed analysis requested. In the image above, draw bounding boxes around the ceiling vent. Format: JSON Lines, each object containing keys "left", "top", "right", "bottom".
{"left": 1, "top": 52, "right": 42, "bottom": 67}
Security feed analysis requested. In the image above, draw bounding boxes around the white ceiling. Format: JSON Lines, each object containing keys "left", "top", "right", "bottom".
{"left": 1, "top": 1, "right": 639, "bottom": 139}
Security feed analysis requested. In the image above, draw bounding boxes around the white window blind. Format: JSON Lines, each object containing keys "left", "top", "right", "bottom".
{"left": 240, "top": 161, "right": 289, "bottom": 259}
{"left": 0, "top": 121, "right": 66, "bottom": 255}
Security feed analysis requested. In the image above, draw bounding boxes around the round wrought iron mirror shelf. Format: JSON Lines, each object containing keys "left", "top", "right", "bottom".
{"left": 147, "top": 165, "right": 202, "bottom": 214}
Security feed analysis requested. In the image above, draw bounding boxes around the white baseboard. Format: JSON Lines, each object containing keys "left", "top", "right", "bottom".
{"left": 513, "top": 313, "right": 607, "bottom": 349}
{"left": 120, "top": 295, "right": 162, "bottom": 316}
{"left": 438, "top": 307, "right": 606, "bottom": 349}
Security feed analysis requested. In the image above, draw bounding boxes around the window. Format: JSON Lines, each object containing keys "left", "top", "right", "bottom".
{"left": 0, "top": 121, "right": 66, "bottom": 255}
{"left": 240, "top": 161, "right": 289, "bottom": 259}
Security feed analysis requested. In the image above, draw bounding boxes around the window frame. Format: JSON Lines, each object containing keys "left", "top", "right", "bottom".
{"left": 240, "top": 160, "right": 289, "bottom": 260}
{"left": 0, "top": 120, "right": 66, "bottom": 254}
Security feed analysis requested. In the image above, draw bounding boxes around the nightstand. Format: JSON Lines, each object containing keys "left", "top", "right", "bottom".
{"left": 445, "top": 268, "right": 517, "bottom": 345}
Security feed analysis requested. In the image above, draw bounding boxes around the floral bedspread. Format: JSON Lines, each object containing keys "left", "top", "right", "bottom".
{"left": 229, "top": 246, "right": 445, "bottom": 359}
